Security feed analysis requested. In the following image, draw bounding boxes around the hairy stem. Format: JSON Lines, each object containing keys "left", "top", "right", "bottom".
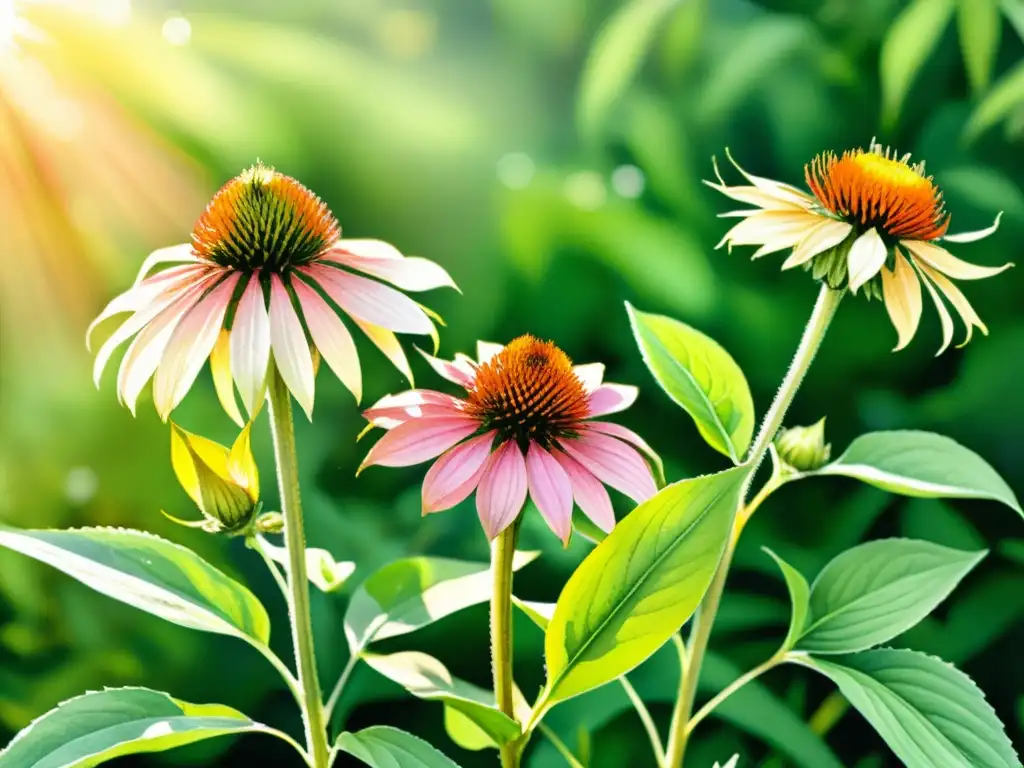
{"left": 491, "top": 521, "right": 521, "bottom": 768}
{"left": 665, "top": 285, "right": 843, "bottom": 767}
{"left": 268, "top": 370, "right": 331, "bottom": 768}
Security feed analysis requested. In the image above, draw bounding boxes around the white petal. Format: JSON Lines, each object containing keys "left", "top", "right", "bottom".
{"left": 230, "top": 273, "right": 271, "bottom": 416}
{"left": 912, "top": 260, "right": 955, "bottom": 356}
{"left": 943, "top": 212, "right": 1002, "bottom": 243}
{"left": 716, "top": 210, "right": 823, "bottom": 250}
{"left": 477, "top": 341, "right": 504, "bottom": 365}
{"left": 847, "top": 228, "right": 888, "bottom": 293}
{"left": 782, "top": 220, "right": 853, "bottom": 270}
{"left": 269, "top": 274, "right": 316, "bottom": 419}
{"left": 901, "top": 238, "right": 1013, "bottom": 280}
{"left": 293, "top": 278, "right": 363, "bottom": 403}
{"left": 881, "top": 249, "right": 923, "bottom": 352}
{"left": 133, "top": 243, "right": 199, "bottom": 286}
{"left": 916, "top": 260, "right": 987, "bottom": 347}
{"left": 573, "top": 363, "right": 605, "bottom": 392}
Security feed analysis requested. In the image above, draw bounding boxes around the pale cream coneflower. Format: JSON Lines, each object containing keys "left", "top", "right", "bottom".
{"left": 709, "top": 142, "right": 1012, "bottom": 354}
{"left": 88, "top": 163, "right": 456, "bottom": 422}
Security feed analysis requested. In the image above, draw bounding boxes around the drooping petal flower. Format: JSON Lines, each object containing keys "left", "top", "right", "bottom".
{"left": 561, "top": 431, "right": 657, "bottom": 504}
{"left": 268, "top": 274, "right": 316, "bottom": 419}
{"left": 359, "top": 416, "right": 479, "bottom": 471}
{"left": 881, "top": 249, "right": 923, "bottom": 352}
{"left": 229, "top": 272, "right": 271, "bottom": 417}
{"left": 526, "top": 443, "right": 574, "bottom": 544}
{"left": 422, "top": 431, "right": 496, "bottom": 514}
{"left": 553, "top": 450, "right": 615, "bottom": 533}
{"left": 476, "top": 440, "right": 528, "bottom": 539}
{"left": 587, "top": 384, "right": 638, "bottom": 417}
{"left": 293, "top": 277, "right": 362, "bottom": 403}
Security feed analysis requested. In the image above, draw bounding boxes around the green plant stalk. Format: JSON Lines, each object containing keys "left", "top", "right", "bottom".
{"left": 664, "top": 284, "right": 844, "bottom": 768}
{"left": 268, "top": 370, "right": 331, "bottom": 768}
{"left": 492, "top": 520, "right": 521, "bottom": 768}
{"left": 683, "top": 654, "right": 782, "bottom": 736}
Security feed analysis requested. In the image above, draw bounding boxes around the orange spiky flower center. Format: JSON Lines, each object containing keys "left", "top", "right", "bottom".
{"left": 191, "top": 163, "right": 340, "bottom": 271}
{"left": 465, "top": 336, "right": 590, "bottom": 449}
{"left": 805, "top": 145, "right": 948, "bottom": 241}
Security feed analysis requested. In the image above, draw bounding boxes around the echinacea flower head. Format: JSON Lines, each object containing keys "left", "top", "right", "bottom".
{"left": 88, "top": 163, "right": 456, "bottom": 423}
{"left": 359, "top": 336, "right": 661, "bottom": 544}
{"left": 710, "top": 142, "right": 1013, "bottom": 354}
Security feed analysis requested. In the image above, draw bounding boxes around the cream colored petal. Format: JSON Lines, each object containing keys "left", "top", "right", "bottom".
{"left": 717, "top": 210, "right": 823, "bottom": 250}
{"left": 881, "top": 249, "right": 923, "bottom": 352}
{"left": 912, "top": 260, "right": 956, "bottom": 356}
{"left": 782, "top": 220, "right": 853, "bottom": 270}
{"left": 704, "top": 181, "right": 810, "bottom": 212}
{"left": 723, "top": 149, "right": 816, "bottom": 207}
{"left": 901, "top": 239, "right": 1013, "bottom": 280}
{"left": 211, "top": 329, "right": 245, "bottom": 427}
{"left": 943, "top": 212, "right": 1002, "bottom": 243}
{"left": 477, "top": 341, "right": 504, "bottom": 364}
{"left": 133, "top": 243, "right": 199, "bottom": 286}
{"left": 847, "top": 228, "right": 888, "bottom": 293}
{"left": 916, "top": 261, "right": 987, "bottom": 347}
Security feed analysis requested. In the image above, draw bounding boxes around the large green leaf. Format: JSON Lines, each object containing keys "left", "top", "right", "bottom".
{"left": 344, "top": 552, "right": 538, "bottom": 652}
{"left": 957, "top": 0, "right": 1001, "bottom": 92}
{"left": 0, "top": 526, "right": 269, "bottom": 644}
{"left": 334, "top": 726, "right": 462, "bottom": 768}
{"left": 626, "top": 304, "right": 754, "bottom": 463}
{"left": 797, "top": 539, "right": 985, "bottom": 654}
{"left": 816, "top": 431, "right": 1021, "bottom": 515}
{"left": 965, "top": 57, "right": 1024, "bottom": 139}
{"left": 880, "top": 0, "right": 955, "bottom": 128}
{"left": 544, "top": 465, "right": 748, "bottom": 703}
{"left": 577, "top": 0, "right": 679, "bottom": 143}
{"left": 799, "top": 650, "right": 1017, "bottom": 768}
{"left": 764, "top": 548, "right": 810, "bottom": 652}
{"left": 0, "top": 688, "right": 294, "bottom": 768}
{"left": 362, "top": 652, "right": 520, "bottom": 748}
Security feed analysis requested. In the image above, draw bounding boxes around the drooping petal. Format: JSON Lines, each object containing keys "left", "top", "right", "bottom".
{"left": 230, "top": 273, "right": 271, "bottom": 417}
{"left": 211, "top": 329, "right": 244, "bottom": 426}
{"left": 303, "top": 264, "right": 434, "bottom": 335}
{"left": 553, "top": 450, "right": 615, "bottom": 534}
{"left": 587, "top": 384, "right": 638, "bottom": 417}
{"left": 902, "top": 239, "right": 1013, "bottom": 280}
{"left": 269, "top": 274, "right": 316, "bottom": 420}
{"left": 586, "top": 421, "right": 664, "bottom": 485}
{"left": 476, "top": 440, "right": 528, "bottom": 539}
{"left": 912, "top": 260, "right": 956, "bottom": 356}
{"left": 324, "top": 240, "right": 458, "bottom": 292}
{"left": 561, "top": 431, "right": 656, "bottom": 504}
{"left": 416, "top": 347, "right": 476, "bottom": 388}
{"left": 782, "top": 219, "right": 853, "bottom": 270}
{"left": 133, "top": 243, "right": 199, "bottom": 286}
{"left": 363, "top": 390, "right": 466, "bottom": 428}
{"left": 350, "top": 317, "right": 415, "bottom": 384}
{"left": 847, "top": 227, "right": 888, "bottom": 293}
{"left": 881, "top": 249, "right": 923, "bottom": 352}
{"left": 943, "top": 212, "right": 1002, "bottom": 243}
{"left": 293, "top": 278, "right": 362, "bottom": 403}
{"left": 526, "top": 442, "right": 574, "bottom": 544}
{"left": 916, "top": 261, "right": 988, "bottom": 346}
{"left": 573, "top": 362, "right": 605, "bottom": 392}
{"left": 359, "top": 416, "right": 479, "bottom": 471}
{"left": 717, "top": 210, "right": 823, "bottom": 251}
{"left": 153, "top": 274, "right": 240, "bottom": 420}
{"left": 477, "top": 341, "right": 504, "bottom": 365}
{"left": 421, "top": 431, "right": 496, "bottom": 514}
{"left": 716, "top": 150, "right": 817, "bottom": 208}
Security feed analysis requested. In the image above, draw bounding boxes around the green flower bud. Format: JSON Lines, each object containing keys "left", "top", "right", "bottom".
{"left": 169, "top": 422, "right": 260, "bottom": 536}
{"left": 775, "top": 418, "right": 831, "bottom": 472}
{"left": 254, "top": 512, "right": 285, "bottom": 535}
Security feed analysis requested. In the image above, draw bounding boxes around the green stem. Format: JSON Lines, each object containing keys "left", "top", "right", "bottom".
{"left": 268, "top": 370, "right": 331, "bottom": 768}
{"left": 619, "top": 675, "right": 666, "bottom": 765}
{"left": 491, "top": 521, "right": 521, "bottom": 768}
{"left": 664, "top": 285, "right": 843, "bottom": 768}
{"left": 538, "top": 724, "right": 585, "bottom": 768}
{"left": 324, "top": 652, "right": 360, "bottom": 722}
{"left": 684, "top": 655, "right": 781, "bottom": 736}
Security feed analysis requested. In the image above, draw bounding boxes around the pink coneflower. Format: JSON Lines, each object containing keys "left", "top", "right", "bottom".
{"left": 88, "top": 163, "right": 455, "bottom": 423}
{"left": 359, "top": 336, "right": 660, "bottom": 543}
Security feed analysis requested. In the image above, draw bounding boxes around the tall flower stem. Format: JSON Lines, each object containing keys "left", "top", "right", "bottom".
{"left": 491, "top": 520, "right": 521, "bottom": 768}
{"left": 268, "top": 369, "right": 331, "bottom": 768}
{"left": 664, "top": 284, "right": 843, "bottom": 768}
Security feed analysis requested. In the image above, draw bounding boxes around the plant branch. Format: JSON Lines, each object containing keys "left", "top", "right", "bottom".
{"left": 324, "top": 652, "right": 360, "bottom": 722}
{"left": 685, "top": 655, "right": 781, "bottom": 735}
{"left": 620, "top": 675, "right": 666, "bottom": 765}
{"left": 491, "top": 521, "right": 521, "bottom": 768}
{"left": 538, "top": 724, "right": 586, "bottom": 768}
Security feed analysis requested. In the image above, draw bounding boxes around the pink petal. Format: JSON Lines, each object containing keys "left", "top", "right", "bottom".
{"left": 587, "top": 384, "right": 638, "bottom": 417}
{"left": 230, "top": 273, "right": 271, "bottom": 416}
{"left": 573, "top": 363, "right": 605, "bottom": 393}
{"left": 526, "top": 442, "right": 574, "bottom": 544}
{"left": 476, "top": 440, "right": 528, "bottom": 539}
{"left": 363, "top": 390, "right": 466, "bottom": 428}
{"left": 269, "top": 274, "right": 316, "bottom": 419}
{"left": 360, "top": 416, "right": 480, "bottom": 471}
{"left": 324, "top": 241, "right": 458, "bottom": 292}
{"left": 152, "top": 274, "right": 240, "bottom": 420}
{"left": 586, "top": 421, "right": 662, "bottom": 473}
{"left": 132, "top": 243, "right": 199, "bottom": 286}
{"left": 422, "top": 431, "right": 496, "bottom": 514}
{"left": 561, "top": 432, "right": 656, "bottom": 504}
{"left": 301, "top": 264, "right": 433, "bottom": 335}
{"left": 416, "top": 347, "right": 476, "bottom": 388}
{"left": 293, "top": 278, "right": 362, "bottom": 403}
{"left": 554, "top": 450, "right": 615, "bottom": 533}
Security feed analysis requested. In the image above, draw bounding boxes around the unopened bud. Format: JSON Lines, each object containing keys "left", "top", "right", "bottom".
{"left": 775, "top": 418, "right": 830, "bottom": 472}
{"left": 254, "top": 512, "right": 285, "bottom": 534}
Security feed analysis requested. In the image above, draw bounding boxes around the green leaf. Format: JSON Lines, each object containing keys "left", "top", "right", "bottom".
{"left": 0, "top": 687, "right": 294, "bottom": 768}
{"left": 797, "top": 539, "right": 985, "bottom": 654}
{"left": 255, "top": 536, "right": 355, "bottom": 593}
{"left": 816, "top": 431, "right": 1021, "bottom": 515}
{"left": 626, "top": 304, "right": 754, "bottom": 463}
{"left": 444, "top": 707, "right": 495, "bottom": 752}
{"left": 764, "top": 548, "right": 810, "bottom": 652}
{"left": 512, "top": 596, "right": 555, "bottom": 630}
{"left": 0, "top": 526, "right": 269, "bottom": 645}
{"left": 334, "top": 726, "right": 462, "bottom": 768}
{"left": 577, "top": 0, "right": 679, "bottom": 143}
{"left": 965, "top": 57, "right": 1024, "bottom": 139}
{"left": 957, "top": 0, "right": 1001, "bottom": 92}
{"left": 344, "top": 552, "right": 539, "bottom": 652}
{"left": 880, "top": 0, "right": 955, "bottom": 129}
{"left": 799, "top": 649, "right": 1018, "bottom": 768}
{"left": 362, "top": 652, "right": 520, "bottom": 748}
{"left": 544, "top": 465, "right": 749, "bottom": 703}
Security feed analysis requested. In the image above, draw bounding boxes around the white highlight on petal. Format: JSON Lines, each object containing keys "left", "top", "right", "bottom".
{"left": 230, "top": 273, "right": 271, "bottom": 417}
{"left": 325, "top": 240, "right": 458, "bottom": 292}
{"left": 269, "top": 274, "right": 316, "bottom": 419}
{"left": 573, "top": 362, "right": 605, "bottom": 393}
{"left": 133, "top": 243, "right": 197, "bottom": 286}
{"left": 846, "top": 227, "right": 888, "bottom": 293}
{"left": 476, "top": 341, "right": 504, "bottom": 365}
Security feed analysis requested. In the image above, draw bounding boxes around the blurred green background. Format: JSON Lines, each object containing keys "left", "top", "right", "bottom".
{"left": 1, "top": 0, "right": 1022, "bottom": 765}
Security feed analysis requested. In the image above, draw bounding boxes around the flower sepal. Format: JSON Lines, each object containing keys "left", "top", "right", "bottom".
{"left": 774, "top": 418, "right": 831, "bottom": 474}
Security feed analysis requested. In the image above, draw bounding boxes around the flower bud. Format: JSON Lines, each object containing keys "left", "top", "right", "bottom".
{"left": 254, "top": 512, "right": 285, "bottom": 534}
{"left": 775, "top": 418, "right": 830, "bottom": 472}
{"left": 169, "top": 422, "right": 260, "bottom": 535}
